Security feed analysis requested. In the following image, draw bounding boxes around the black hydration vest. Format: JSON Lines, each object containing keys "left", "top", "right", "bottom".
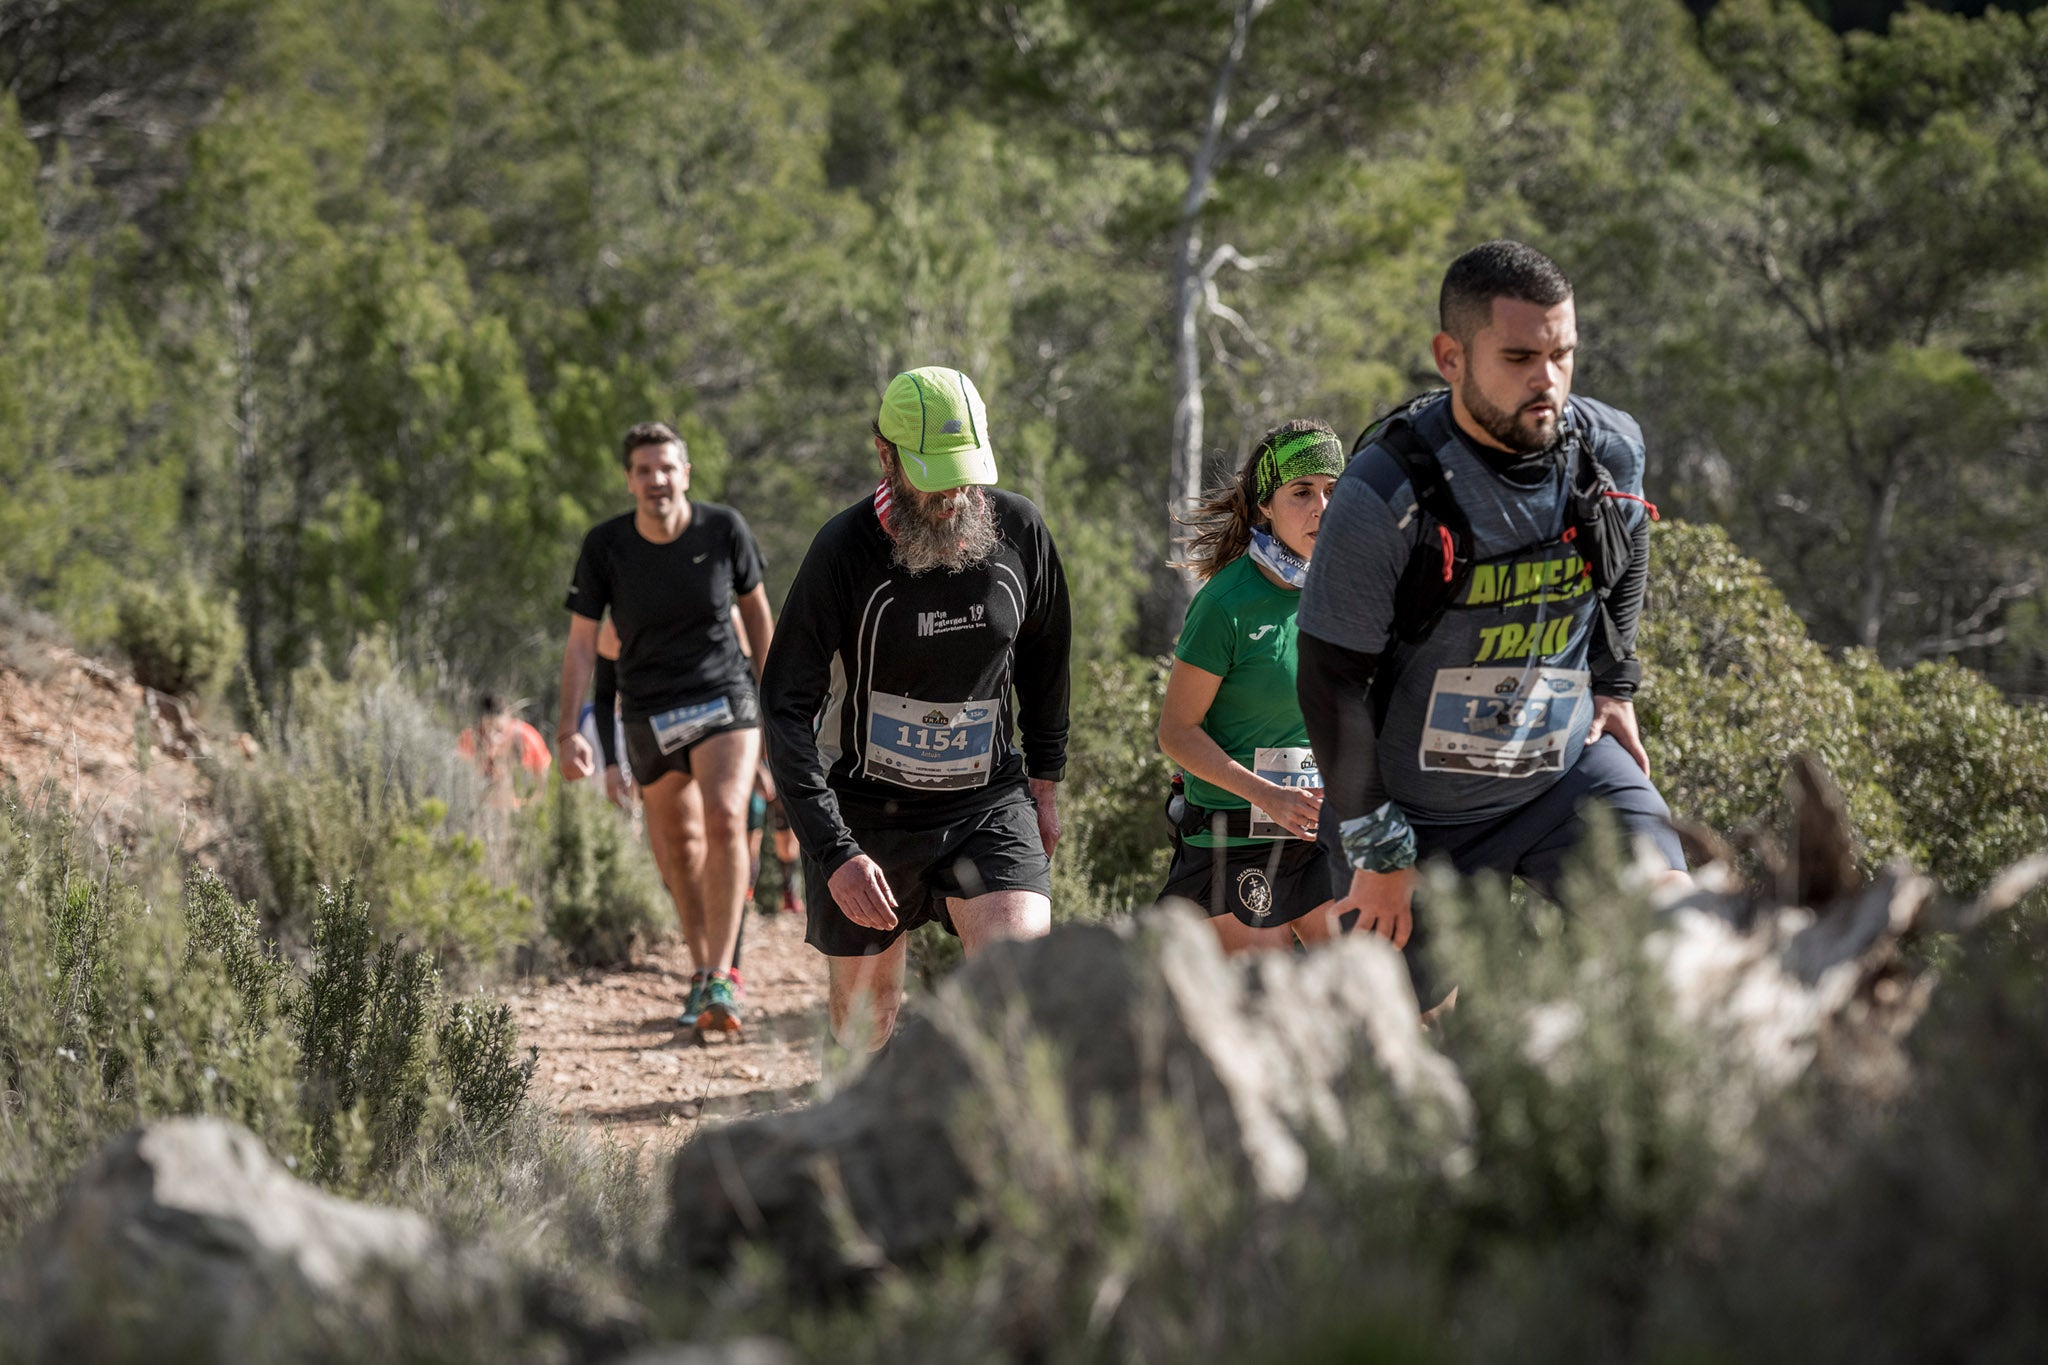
{"left": 1355, "top": 391, "right": 1655, "bottom": 699}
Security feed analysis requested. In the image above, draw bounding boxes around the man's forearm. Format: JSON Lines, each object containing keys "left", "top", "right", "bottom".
{"left": 738, "top": 590, "right": 774, "bottom": 684}
{"left": 1591, "top": 516, "right": 1650, "bottom": 698}
{"left": 557, "top": 639, "right": 596, "bottom": 740}
{"left": 1296, "top": 631, "right": 1386, "bottom": 827}
{"left": 759, "top": 642, "right": 863, "bottom": 873}
{"left": 762, "top": 721, "right": 862, "bottom": 873}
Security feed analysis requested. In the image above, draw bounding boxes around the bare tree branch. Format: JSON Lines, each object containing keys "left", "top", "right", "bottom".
{"left": 1909, "top": 579, "right": 2039, "bottom": 660}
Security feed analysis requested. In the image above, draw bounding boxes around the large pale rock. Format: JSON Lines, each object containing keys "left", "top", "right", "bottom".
{"left": 665, "top": 910, "right": 1470, "bottom": 1292}
{"left": 11, "top": 1117, "right": 634, "bottom": 1362}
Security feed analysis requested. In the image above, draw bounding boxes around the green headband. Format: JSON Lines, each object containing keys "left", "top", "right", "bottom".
{"left": 1254, "top": 429, "right": 1345, "bottom": 505}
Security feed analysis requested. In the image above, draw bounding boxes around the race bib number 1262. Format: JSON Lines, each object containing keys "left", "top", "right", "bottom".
{"left": 1417, "top": 666, "right": 1587, "bottom": 778}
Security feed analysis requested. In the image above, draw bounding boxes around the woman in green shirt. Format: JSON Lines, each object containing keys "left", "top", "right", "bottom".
{"left": 1157, "top": 420, "right": 1348, "bottom": 953}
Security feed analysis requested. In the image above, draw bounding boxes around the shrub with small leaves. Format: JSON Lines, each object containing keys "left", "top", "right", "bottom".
{"left": 1, "top": 792, "right": 545, "bottom": 1239}
{"left": 1056, "top": 654, "right": 1176, "bottom": 916}
{"left": 1841, "top": 652, "right": 2048, "bottom": 895}
{"left": 113, "top": 574, "right": 241, "bottom": 698}
{"left": 437, "top": 999, "right": 538, "bottom": 1148}
{"left": 1640, "top": 522, "right": 1909, "bottom": 863}
{"left": 208, "top": 641, "right": 536, "bottom": 975}
{"left": 517, "top": 776, "right": 665, "bottom": 967}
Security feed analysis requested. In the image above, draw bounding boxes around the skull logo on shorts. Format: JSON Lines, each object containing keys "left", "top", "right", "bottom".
{"left": 1235, "top": 869, "right": 1273, "bottom": 920}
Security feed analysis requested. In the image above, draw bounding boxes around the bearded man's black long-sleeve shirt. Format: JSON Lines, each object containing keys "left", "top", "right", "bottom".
{"left": 762, "top": 490, "right": 1071, "bottom": 876}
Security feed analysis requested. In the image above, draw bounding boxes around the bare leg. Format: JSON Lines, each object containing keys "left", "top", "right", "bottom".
{"left": 827, "top": 939, "right": 907, "bottom": 1051}
{"left": 1204, "top": 899, "right": 1340, "bottom": 955}
{"left": 641, "top": 771, "right": 709, "bottom": 971}
{"left": 948, "top": 889, "right": 1052, "bottom": 956}
{"left": 683, "top": 728, "right": 760, "bottom": 974}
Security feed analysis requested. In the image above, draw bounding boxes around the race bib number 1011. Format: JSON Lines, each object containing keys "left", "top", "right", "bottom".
{"left": 864, "top": 691, "right": 1001, "bottom": 790}
{"left": 1248, "top": 746, "right": 1320, "bottom": 839}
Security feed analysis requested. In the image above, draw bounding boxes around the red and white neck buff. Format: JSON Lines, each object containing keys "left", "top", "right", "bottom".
{"left": 873, "top": 477, "right": 896, "bottom": 537}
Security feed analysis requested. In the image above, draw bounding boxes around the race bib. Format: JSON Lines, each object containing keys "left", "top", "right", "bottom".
{"left": 1417, "top": 666, "right": 1588, "bottom": 778}
{"left": 1248, "top": 745, "right": 1320, "bottom": 839}
{"left": 649, "top": 696, "right": 735, "bottom": 755}
{"left": 864, "top": 691, "right": 1000, "bottom": 790}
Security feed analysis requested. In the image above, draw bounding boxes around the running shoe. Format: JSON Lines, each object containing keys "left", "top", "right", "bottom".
{"left": 676, "top": 970, "right": 709, "bottom": 1029}
{"left": 695, "top": 971, "right": 743, "bottom": 1039}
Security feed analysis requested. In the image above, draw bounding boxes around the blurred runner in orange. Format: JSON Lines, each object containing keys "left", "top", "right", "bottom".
{"left": 459, "top": 694, "right": 552, "bottom": 806}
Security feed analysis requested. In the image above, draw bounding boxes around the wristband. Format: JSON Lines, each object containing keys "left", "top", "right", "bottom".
{"left": 1338, "top": 802, "right": 1418, "bottom": 873}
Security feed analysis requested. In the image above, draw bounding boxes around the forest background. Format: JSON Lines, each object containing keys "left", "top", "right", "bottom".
{"left": 9, "top": 0, "right": 2048, "bottom": 890}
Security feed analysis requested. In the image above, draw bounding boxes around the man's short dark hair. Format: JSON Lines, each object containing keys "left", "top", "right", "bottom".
{"left": 1439, "top": 240, "right": 1573, "bottom": 344}
{"left": 621, "top": 421, "right": 686, "bottom": 469}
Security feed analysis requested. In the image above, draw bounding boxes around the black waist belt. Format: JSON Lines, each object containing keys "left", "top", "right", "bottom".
{"left": 1166, "top": 776, "right": 1257, "bottom": 840}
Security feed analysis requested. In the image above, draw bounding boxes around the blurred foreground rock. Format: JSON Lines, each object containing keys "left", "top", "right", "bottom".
{"left": 8, "top": 1117, "right": 635, "bottom": 1362}
{"left": 666, "top": 912, "right": 1471, "bottom": 1292}
{"left": 1649, "top": 756, "right": 2046, "bottom": 1109}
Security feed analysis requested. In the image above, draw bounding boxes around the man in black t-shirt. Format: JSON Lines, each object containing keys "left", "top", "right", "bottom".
{"left": 763, "top": 367, "right": 1071, "bottom": 1050}
{"left": 557, "top": 422, "right": 775, "bottom": 1040}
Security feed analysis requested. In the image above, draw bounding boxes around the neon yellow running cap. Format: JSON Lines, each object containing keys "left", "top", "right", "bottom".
{"left": 876, "top": 367, "right": 998, "bottom": 492}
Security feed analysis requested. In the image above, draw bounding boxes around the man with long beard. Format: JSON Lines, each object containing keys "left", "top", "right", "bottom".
{"left": 1297, "top": 240, "right": 1690, "bottom": 986}
{"left": 762, "top": 367, "right": 1070, "bottom": 1049}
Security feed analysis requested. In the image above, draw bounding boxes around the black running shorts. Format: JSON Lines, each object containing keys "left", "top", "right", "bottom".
{"left": 1159, "top": 834, "right": 1338, "bottom": 929}
{"left": 804, "top": 786, "right": 1051, "bottom": 957}
{"left": 622, "top": 687, "right": 761, "bottom": 787}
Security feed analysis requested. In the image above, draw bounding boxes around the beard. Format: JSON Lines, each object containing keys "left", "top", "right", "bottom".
{"left": 1460, "top": 375, "right": 1562, "bottom": 455}
{"left": 887, "top": 471, "right": 1000, "bottom": 575}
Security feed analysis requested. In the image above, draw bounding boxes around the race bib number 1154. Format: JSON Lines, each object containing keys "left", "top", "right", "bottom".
{"left": 864, "top": 691, "right": 1000, "bottom": 790}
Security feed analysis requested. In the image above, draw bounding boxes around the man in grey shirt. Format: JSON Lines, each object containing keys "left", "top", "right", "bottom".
{"left": 1297, "top": 240, "right": 1690, "bottom": 956}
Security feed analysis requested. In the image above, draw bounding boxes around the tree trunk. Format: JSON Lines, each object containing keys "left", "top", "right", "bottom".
{"left": 1857, "top": 454, "right": 1903, "bottom": 654}
{"left": 1165, "top": 0, "right": 1264, "bottom": 619}
{"left": 227, "top": 259, "right": 270, "bottom": 712}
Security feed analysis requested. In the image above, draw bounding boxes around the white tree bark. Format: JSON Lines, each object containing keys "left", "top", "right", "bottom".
{"left": 1166, "top": 0, "right": 1266, "bottom": 614}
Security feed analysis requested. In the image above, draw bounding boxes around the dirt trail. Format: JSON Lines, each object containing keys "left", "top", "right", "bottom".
{"left": 506, "top": 906, "right": 829, "bottom": 1155}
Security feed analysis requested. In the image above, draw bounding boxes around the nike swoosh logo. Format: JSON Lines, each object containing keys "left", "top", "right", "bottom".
{"left": 692, "top": 553, "right": 708, "bottom": 563}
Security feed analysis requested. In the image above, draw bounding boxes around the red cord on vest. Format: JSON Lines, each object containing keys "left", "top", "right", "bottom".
{"left": 1438, "top": 525, "right": 1455, "bottom": 582}
{"left": 1604, "top": 490, "right": 1660, "bottom": 520}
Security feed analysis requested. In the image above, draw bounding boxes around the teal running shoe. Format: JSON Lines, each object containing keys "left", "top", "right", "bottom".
{"left": 696, "top": 971, "right": 743, "bottom": 1040}
{"left": 676, "top": 971, "right": 709, "bottom": 1029}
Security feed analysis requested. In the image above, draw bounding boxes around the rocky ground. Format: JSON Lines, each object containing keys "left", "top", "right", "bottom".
{"left": 507, "top": 908, "right": 829, "bottom": 1156}
{"left": 0, "top": 631, "right": 220, "bottom": 856}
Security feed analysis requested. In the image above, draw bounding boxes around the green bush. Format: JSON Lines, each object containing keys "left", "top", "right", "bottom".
{"left": 208, "top": 640, "right": 537, "bottom": 975}
{"left": 1055, "top": 654, "right": 1176, "bottom": 916}
{"left": 515, "top": 776, "right": 667, "bottom": 967}
{"left": 1842, "top": 652, "right": 2048, "bottom": 896}
{"left": 1640, "top": 521, "right": 1909, "bottom": 863}
{"left": 0, "top": 791, "right": 537, "bottom": 1240}
{"left": 1644, "top": 522, "right": 2048, "bottom": 895}
{"left": 113, "top": 574, "right": 242, "bottom": 698}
